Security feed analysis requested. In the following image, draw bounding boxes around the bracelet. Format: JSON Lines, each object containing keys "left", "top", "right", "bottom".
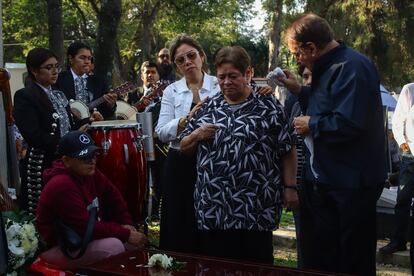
{"left": 179, "top": 116, "right": 188, "bottom": 129}
{"left": 284, "top": 185, "right": 298, "bottom": 191}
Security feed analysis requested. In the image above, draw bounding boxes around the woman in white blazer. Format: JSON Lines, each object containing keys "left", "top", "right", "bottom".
{"left": 156, "top": 35, "right": 220, "bottom": 253}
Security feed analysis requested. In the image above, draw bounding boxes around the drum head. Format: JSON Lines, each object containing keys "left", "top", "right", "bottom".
{"left": 90, "top": 120, "right": 140, "bottom": 129}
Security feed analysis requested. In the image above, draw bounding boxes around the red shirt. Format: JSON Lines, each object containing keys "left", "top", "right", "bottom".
{"left": 36, "top": 160, "right": 132, "bottom": 247}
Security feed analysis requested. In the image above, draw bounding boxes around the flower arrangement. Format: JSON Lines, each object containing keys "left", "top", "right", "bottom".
{"left": 2, "top": 211, "right": 40, "bottom": 275}
{"left": 148, "top": 253, "right": 186, "bottom": 271}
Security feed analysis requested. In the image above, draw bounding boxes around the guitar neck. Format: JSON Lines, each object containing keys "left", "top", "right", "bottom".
{"left": 87, "top": 82, "right": 138, "bottom": 111}
{"left": 134, "top": 82, "right": 166, "bottom": 110}
{"left": 88, "top": 96, "right": 106, "bottom": 111}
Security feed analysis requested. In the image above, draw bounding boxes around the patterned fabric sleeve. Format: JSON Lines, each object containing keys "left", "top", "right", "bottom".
{"left": 178, "top": 98, "right": 212, "bottom": 140}
{"left": 179, "top": 112, "right": 198, "bottom": 140}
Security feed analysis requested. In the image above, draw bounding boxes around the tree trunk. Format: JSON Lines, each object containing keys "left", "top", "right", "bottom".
{"left": 0, "top": 0, "right": 3, "bottom": 67}
{"left": 94, "top": 0, "right": 122, "bottom": 88}
{"left": 267, "top": 0, "right": 283, "bottom": 71}
{"left": 119, "top": 0, "right": 161, "bottom": 82}
{"left": 46, "top": 0, "right": 64, "bottom": 64}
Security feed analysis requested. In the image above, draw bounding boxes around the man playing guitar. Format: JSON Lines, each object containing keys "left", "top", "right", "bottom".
{"left": 127, "top": 61, "right": 163, "bottom": 114}
{"left": 55, "top": 41, "right": 117, "bottom": 120}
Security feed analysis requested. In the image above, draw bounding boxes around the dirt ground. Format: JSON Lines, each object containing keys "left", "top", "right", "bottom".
{"left": 274, "top": 247, "right": 411, "bottom": 276}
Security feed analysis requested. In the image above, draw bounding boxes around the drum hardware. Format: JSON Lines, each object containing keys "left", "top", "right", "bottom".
{"left": 132, "top": 135, "right": 149, "bottom": 152}
{"left": 136, "top": 112, "right": 155, "bottom": 161}
{"left": 123, "top": 144, "right": 129, "bottom": 165}
{"left": 101, "top": 129, "right": 111, "bottom": 155}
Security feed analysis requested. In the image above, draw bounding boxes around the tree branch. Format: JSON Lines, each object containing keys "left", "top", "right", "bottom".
{"left": 150, "top": 0, "right": 162, "bottom": 19}
{"left": 86, "top": 0, "right": 100, "bottom": 15}
{"left": 67, "top": 0, "right": 96, "bottom": 39}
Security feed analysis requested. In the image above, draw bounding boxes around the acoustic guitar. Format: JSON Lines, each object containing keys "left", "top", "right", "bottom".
{"left": 70, "top": 82, "right": 139, "bottom": 119}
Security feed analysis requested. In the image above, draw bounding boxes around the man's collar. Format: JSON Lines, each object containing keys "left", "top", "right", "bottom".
{"left": 312, "top": 41, "right": 346, "bottom": 73}
{"left": 71, "top": 68, "right": 88, "bottom": 79}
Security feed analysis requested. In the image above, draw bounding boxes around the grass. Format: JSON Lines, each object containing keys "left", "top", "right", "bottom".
{"left": 279, "top": 210, "right": 295, "bottom": 228}
{"left": 274, "top": 254, "right": 298, "bottom": 268}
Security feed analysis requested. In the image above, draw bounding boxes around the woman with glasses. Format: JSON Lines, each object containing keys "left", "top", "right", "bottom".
{"left": 55, "top": 41, "right": 117, "bottom": 120}
{"left": 155, "top": 35, "right": 221, "bottom": 253}
{"left": 13, "top": 47, "right": 102, "bottom": 214}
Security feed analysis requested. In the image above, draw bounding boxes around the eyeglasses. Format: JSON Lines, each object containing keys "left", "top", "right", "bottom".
{"left": 158, "top": 54, "right": 170, "bottom": 59}
{"left": 40, "top": 64, "right": 62, "bottom": 73}
{"left": 290, "top": 43, "right": 312, "bottom": 59}
{"left": 174, "top": 50, "right": 199, "bottom": 66}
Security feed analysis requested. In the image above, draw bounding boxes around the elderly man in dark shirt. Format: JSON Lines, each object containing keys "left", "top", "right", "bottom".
{"left": 180, "top": 46, "right": 297, "bottom": 264}
{"left": 279, "top": 13, "right": 386, "bottom": 276}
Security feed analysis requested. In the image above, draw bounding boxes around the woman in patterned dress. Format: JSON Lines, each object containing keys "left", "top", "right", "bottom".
{"left": 13, "top": 48, "right": 102, "bottom": 214}
{"left": 180, "top": 46, "right": 297, "bottom": 263}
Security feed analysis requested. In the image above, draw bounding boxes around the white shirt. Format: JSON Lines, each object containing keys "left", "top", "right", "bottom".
{"left": 143, "top": 86, "right": 151, "bottom": 96}
{"left": 155, "top": 73, "right": 220, "bottom": 150}
{"left": 392, "top": 83, "right": 414, "bottom": 151}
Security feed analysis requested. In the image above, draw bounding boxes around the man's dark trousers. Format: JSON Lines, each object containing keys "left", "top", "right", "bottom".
{"left": 392, "top": 153, "right": 414, "bottom": 246}
{"left": 303, "top": 166, "right": 383, "bottom": 276}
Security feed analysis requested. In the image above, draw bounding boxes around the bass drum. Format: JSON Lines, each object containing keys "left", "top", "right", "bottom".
{"left": 89, "top": 120, "right": 146, "bottom": 221}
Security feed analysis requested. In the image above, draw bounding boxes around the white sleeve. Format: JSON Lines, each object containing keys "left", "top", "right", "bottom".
{"left": 392, "top": 85, "right": 410, "bottom": 146}
{"left": 155, "top": 85, "right": 181, "bottom": 143}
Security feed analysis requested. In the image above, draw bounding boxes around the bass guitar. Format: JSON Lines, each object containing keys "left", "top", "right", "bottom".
{"left": 70, "top": 82, "right": 139, "bottom": 119}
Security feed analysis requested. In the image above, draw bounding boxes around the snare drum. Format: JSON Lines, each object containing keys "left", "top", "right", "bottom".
{"left": 89, "top": 120, "right": 147, "bottom": 221}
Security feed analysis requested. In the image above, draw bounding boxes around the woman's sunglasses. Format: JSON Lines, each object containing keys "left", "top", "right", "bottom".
{"left": 174, "top": 50, "right": 199, "bottom": 66}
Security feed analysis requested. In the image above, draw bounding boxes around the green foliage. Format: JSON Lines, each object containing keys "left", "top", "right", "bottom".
{"left": 3, "top": 0, "right": 414, "bottom": 88}
{"left": 302, "top": 0, "right": 414, "bottom": 90}
{"left": 279, "top": 209, "right": 295, "bottom": 228}
{"left": 2, "top": 210, "right": 34, "bottom": 224}
{"left": 274, "top": 253, "right": 297, "bottom": 268}
{"left": 2, "top": 0, "right": 48, "bottom": 62}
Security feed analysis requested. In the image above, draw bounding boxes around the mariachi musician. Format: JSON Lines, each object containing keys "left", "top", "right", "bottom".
{"left": 125, "top": 61, "right": 168, "bottom": 218}
{"left": 13, "top": 48, "right": 102, "bottom": 215}
{"left": 54, "top": 41, "right": 117, "bottom": 120}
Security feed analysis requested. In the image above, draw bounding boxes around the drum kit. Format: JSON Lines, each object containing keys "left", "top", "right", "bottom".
{"left": 88, "top": 115, "right": 156, "bottom": 223}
